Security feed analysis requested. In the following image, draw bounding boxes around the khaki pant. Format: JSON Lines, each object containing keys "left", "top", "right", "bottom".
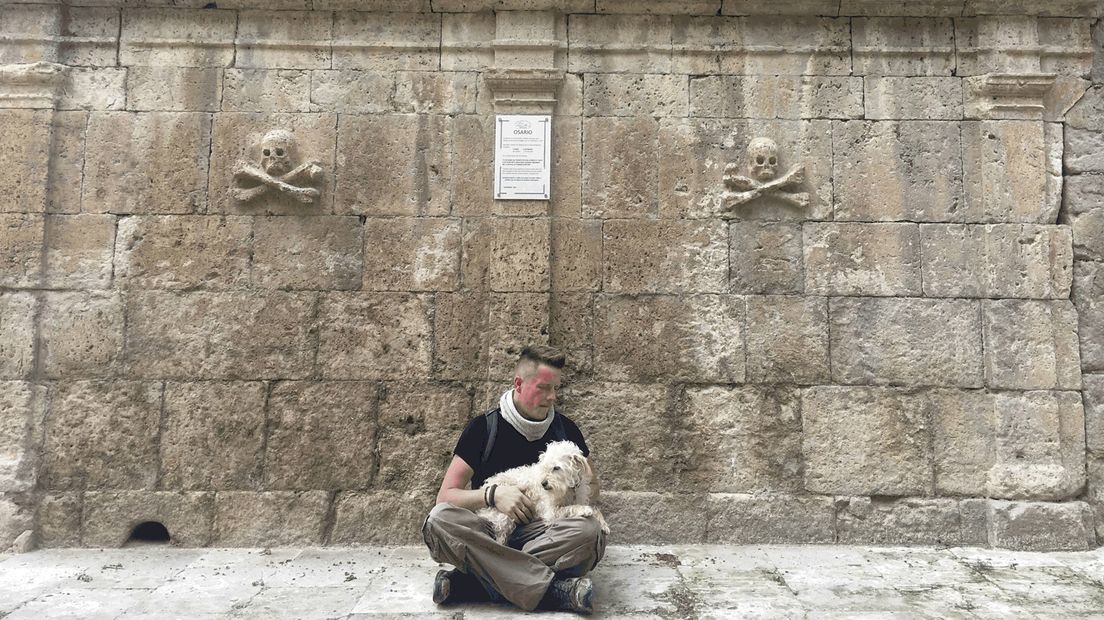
{"left": 421, "top": 502, "right": 608, "bottom": 611}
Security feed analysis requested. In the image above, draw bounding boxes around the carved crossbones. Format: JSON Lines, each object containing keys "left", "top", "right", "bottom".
{"left": 230, "top": 129, "right": 323, "bottom": 204}
{"left": 720, "top": 137, "right": 810, "bottom": 213}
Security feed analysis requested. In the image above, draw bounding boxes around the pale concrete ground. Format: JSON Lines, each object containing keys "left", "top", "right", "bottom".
{"left": 2, "top": 544, "right": 1104, "bottom": 619}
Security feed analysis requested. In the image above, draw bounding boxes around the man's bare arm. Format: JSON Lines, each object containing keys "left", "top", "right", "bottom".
{"left": 436, "top": 455, "right": 486, "bottom": 512}
{"left": 586, "top": 457, "right": 601, "bottom": 504}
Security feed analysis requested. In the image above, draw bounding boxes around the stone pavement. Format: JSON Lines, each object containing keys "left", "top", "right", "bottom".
{"left": 2, "top": 544, "right": 1104, "bottom": 619}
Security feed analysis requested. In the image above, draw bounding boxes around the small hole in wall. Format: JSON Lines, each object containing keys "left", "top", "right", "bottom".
{"left": 126, "top": 521, "right": 171, "bottom": 546}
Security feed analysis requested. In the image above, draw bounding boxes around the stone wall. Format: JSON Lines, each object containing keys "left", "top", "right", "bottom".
{"left": 0, "top": 0, "right": 1102, "bottom": 551}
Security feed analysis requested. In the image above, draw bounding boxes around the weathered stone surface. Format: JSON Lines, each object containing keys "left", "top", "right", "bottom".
{"left": 569, "top": 14, "right": 672, "bottom": 73}
{"left": 706, "top": 493, "right": 835, "bottom": 544}
{"left": 36, "top": 493, "right": 81, "bottom": 548}
{"left": 830, "top": 297, "right": 983, "bottom": 387}
{"left": 42, "top": 215, "right": 114, "bottom": 289}
{"left": 0, "top": 493, "right": 33, "bottom": 552}
{"left": 1075, "top": 261, "right": 1104, "bottom": 372}
{"left": 0, "top": 110, "right": 50, "bottom": 213}
{"left": 1066, "top": 127, "right": 1104, "bottom": 174}
{"left": 1062, "top": 174, "right": 1104, "bottom": 261}
{"left": 160, "top": 382, "right": 266, "bottom": 490}
{"left": 983, "top": 300, "right": 1081, "bottom": 390}
{"left": 39, "top": 292, "right": 124, "bottom": 379}
{"left": 115, "top": 216, "right": 252, "bottom": 290}
{"left": 955, "top": 16, "right": 1093, "bottom": 77}
{"left": 603, "top": 220, "right": 727, "bottom": 293}
{"left": 126, "top": 67, "right": 223, "bottom": 112}
{"left": 393, "top": 71, "right": 479, "bottom": 114}
{"left": 333, "top": 12, "right": 439, "bottom": 71}
{"left": 722, "top": 0, "right": 841, "bottom": 15}
{"left": 363, "top": 217, "right": 461, "bottom": 291}
{"left": 549, "top": 293, "right": 595, "bottom": 378}
{"left": 833, "top": 120, "right": 962, "bottom": 221}
{"left": 432, "top": 292, "right": 550, "bottom": 381}
{"left": 42, "top": 381, "right": 162, "bottom": 490}
{"left": 987, "top": 500, "right": 1096, "bottom": 551}
{"left": 47, "top": 111, "right": 87, "bottom": 214}
{"left": 670, "top": 16, "right": 851, "bottom": 75}
{"left": 235, "top": 11, "right": 331, "bottom": 69}
{"left": 852, "top": 17, "right": 957, "bottom": 75}
{"left": 82, "top": 491, "right": 214, "bottom": 548}
{"left": 57, "top": 68, "right": 126, "bottom": 111}
{"left": 120, "top": 8, "right": 237, "bottom": 67}
{"left": 317, "top": 293, "right": 432, "bottom": 380}
{"left": 459, "top": 217, "right": 550, "bottom": 292}
{"left": 375, "top": 383, "right": 471, "bottom": 493}
{"left": 600, "top": 491, "right": 707, "bottom": 544}
{"left": 681, "top": 386, "right": 803, "bottom": 492}
{"left": 920, "top": 224, "right": 1073, "bottom": 299}
{"left": 803, "top": 386, "right": 933, "bottom": 496}
{"left": 484, "top": 293, "right": 551, "bottom": 381}
{"left": 0, "top": 214, "right": 43, "bottom": 288}
{"left": 0, "top": 5, "right": 59, "bottom": 64}
{"left": 558, "top": 383, "right": 673, "bottom": 490}
{"left": 746, "top": 296, "right": 829, "bottom": 384}
{"left": 836, "top": 497, "right": 965, "bottom": 546}
{"left": 551, "top": 219, "right": 601, "bottom": 292}
{"left": 213, "top": 491, "right": 328, "bottom": 546}
{"left": 584, "top": 74, "right": 688, "bottom": 117}
{"left": 581, "top": 117, "right": 659, "bottom": 218}
{"left": 56, "top": 7, "right": 119, "bottom": 67}
{"left": 209, "top": 112, "right": 336, "bottom": 215}
{"left": 221, "top": 69, "right": 313, "bottom": 112}
{"left": 864, "top": 77, "right": 963, "bottom": 119}
{"left": 962, "top": 121, "right": 1055, "bottom": 223}
{"left": 0, "top": 382, "right": 45, "bottom": 494}
{"left": 0, "top": 293, "right": 35, "bottom": 380}
{"left": 83, "top": 112, "right": 211, "bottom": 215}
{"left": 330, "top": 491, "right": 436, "bottom": 545}
{"left": 265, "top": 382, "right": 378, "bottom": 490}
{"left": 253, "top": 216, "right": 363, "bottom": 290}
{"left": 596, "top": 295, "right": 744, "bottom": 383}
{"left": 804, "top": 223, "right": 922, "bottom": 296}
{"left": 309, "top": 70, "right": 392, "bottom": 114}
{"left": 125, "top": 291, "right": 316, "bottom": 380}
{"left": 1066, "top": 85, "right": 1104, "bottom": 131}
{"left": 1086, "top": 374, "right": 1104, "bottom": 455}
{"left": 728, "top": 222, "right": 803, "bottom": 294}
{"left": 440, "top": 12, "right": 495, "bottom": 71}
{"left": 335, "top": 114, "right": 450, "bottom": 216}
{"left": 690, "top": 76, "right": 862, "bottom": 119}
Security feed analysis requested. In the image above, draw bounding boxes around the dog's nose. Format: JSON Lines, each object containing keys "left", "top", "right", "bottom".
{"left": 542, "top": 480, "right": 550, "bottom": 490}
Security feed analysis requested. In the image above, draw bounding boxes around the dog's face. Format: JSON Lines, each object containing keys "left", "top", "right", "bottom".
{"left": 537, "top": 442, "right": 587, "bottom": 504}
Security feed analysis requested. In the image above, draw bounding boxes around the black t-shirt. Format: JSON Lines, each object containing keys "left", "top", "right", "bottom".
{"left": 454, "top": 410, "right": 590, "bottom": 489}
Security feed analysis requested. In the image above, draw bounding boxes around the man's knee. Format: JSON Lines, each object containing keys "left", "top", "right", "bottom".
{"left": 556, "top": 515, "right": 605, "bottom": 546}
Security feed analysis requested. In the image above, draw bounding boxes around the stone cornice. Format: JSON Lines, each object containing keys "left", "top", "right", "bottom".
{"left": 0, "top": 62, "right": 68, "bottom": 109}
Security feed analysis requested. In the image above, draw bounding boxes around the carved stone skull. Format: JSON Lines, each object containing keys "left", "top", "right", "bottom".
{"left": 259, "top": 129, "right": 295, "bottom": 176}
{"left": 747, "top": 137, "right": 779, "bottom": 182}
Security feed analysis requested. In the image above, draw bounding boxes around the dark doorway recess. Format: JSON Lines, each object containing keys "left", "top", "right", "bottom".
{"left": 127, "top": 521, "right": 171, "bottom": 545}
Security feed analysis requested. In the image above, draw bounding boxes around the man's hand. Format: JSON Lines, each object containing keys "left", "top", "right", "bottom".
{"left": 493, "top": 485, "right": 536, "bottom": 524}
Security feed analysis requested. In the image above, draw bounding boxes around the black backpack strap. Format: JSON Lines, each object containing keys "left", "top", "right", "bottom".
{"left": 550, "top": 411, "right": 568, "bottom": 442}
{"left": 481, "top": 407, "right": 500, "bottom": 464}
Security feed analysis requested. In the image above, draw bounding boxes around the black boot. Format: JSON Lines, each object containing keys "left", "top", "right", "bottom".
{"left": 541, "top": 576, "right": 594, "bottom": 614}
{"left": 432, "top": 568, "right": 489, "bottom": 605}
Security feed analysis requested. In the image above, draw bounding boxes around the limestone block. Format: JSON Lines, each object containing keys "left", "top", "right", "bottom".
{"left": 309, "top": 70, "right": 392, "bottom": 114}
{"left": 728, "top": 222, "right": 803, "bottom": 294}
{"left": 363, "top": 217, "right": 461, "bottom": 291}
{"left": 802, "top": 386, "right": 933, "bottom": 495}
{"left": 549, "top": 293, "right": 595, "bottom": 378}
{"left": 602, "top": 220, "right": 727, "bottom": 294}
{"left": 39, "top": 292, "right": 124, "bottom": 379}
{"left": 331, "top": 491, "right": 438, "bottom": 545}
{"left": 551, "top": 220, "right": 601, "bottom": 292}
{"left": 804, "top": 223, "right": 922, "bottom": 296}
{"left": 432, "top": 291, "right": 546, "bottom": 380}
{"left": 830, "top": 298, "right": 983, "bottom": 388}
{"left": 83, "top": 112, "right": 211, "bottom": 215}
{"left": 833, "top": 120, "right": 962, "bottom": 222}
{"left": 584, "top": 74, "right": 688, "bottom": 117}
{"left": 864, "top": 77, "right": 963, "bottom": 120}
{"left": 681, "top": 386, "right": 803, "bottom": 492}
{"left": 82, "top": 491, "right": 214, "bottom": 548}
{"left": 58, "top": 7, "right": 119, "bottom": 67}
{"left": 159, "top": 382, "right": 265, "bottom": 491}
{"left": 983, "top": 300, "right": 1081, "bottom": 390}
{"left": 441, "top": 13, "right": 495, "bottom": 71}
{"left": 394, "top": 71, "right": 479, "bottom": 114}
{"left": 569, "top": 14, "right": 672, "bottom": 73}
{"left": 57, "top": 68, "right": 126, "bottom": 111}
{"left": 746, "top": 296, "right": 829, "bottom": 384}
{"left": 221, "top": 69, "right": 312, "bottom": 112}
{"left": 1063, "top": 174, "right": 1104, "bottom": 261}
{"left": 333, "top": 12, "right": 439, "bottom": 71}
{"left": 581, "top": 117, "right": 658, "bottom": 218}
{"left": 595, "top": 294, "right": 744, "bottom": 383}
{"left": 851, "top": 18, "right": 957, "bottom": 75}
{"left": 252, "top": 216, "right": 362, "bottom": 290}
{"left": 43, "top": 214, "right": 114, "bottom": 289}
{"left": 115, "top": 216, "right": 252, "bottom": 290}
{"left": 841, "top": 1, "right": 964, "bottom": 16}
{"left": 317, "top": 293, "right": 432, "bottom": 380}
{"left": 0, "top": 5, "right": 60, "bottom": 64}
{"left": 460, "top": 217, "right": 550, "bottom": 292}
{"left": 0, "top": 110, "right": 50, "bottom": 213}
{"left": 435, "top": 0, "right": 590, "bottom": 9}
{"left": 484, "top": 293, "right": 551, "bottom": 381}
{"left": 334, "top": 114, "right": 450, "bottom": 216}
{"left": 706, "top": 493, "right": 835, "bottom": 544}
{"left": 722, "top": 0, "right": 841, "bottom": 14}
{"left": 126, "top": 67, "right": 223, "bottom": 112}
{"left": 120, "top": 9, "right": 237, "bottom": 67}
{"left": 209, "top": 113, "right": 336, "bottom": 215}
{"left": 493, "top": 11, "right": 565, "bottom": 71}
{"left": 266, "top": 381, "right": 378, "bottom": 490}
{"left": 0, "top": 214, "right": 43, "bottom": 287}
{"left": 987, "top": 500, "right": 1096, "bottom": 551}
{"left": 126, "top": 291, "right": 315, "bottom": 380}
{"left": 658, "top": 118, "right": 832, "bottom": 221}
{"left": 0, "top": 493, "right": 33, "bottom": 552}
{"left": 36, "top": 493, "right": 81, "bottom": 547}
{"left": 314, "top": 0, "right": 427, "bottom": 7}
{"left": 0, "top": 293, "right": 35, "bottom": 380}
{"left": 235, "top": 11, "right": 331, "bottom": 69}
{"left": 213, "top": 491, "right": 328, "bottom": 546}
{"left": 670, "top": 16, "right": 850, "bottom": 75}
{"left": 1066, "top": 85, "right": 1104, "bottom": 131}
{"left": 689, "top": 75, "right": 863, "bottom": 119}
{"left": 1074, "top": 261, "right": 1104, "bottom": 372}
{"left": 1086, "top": 375, "right": 1104, "bottom": 455}
{"left": 375, "top": 384, "right": 471, "bottom": 493}
{"left": 599, "top": 491, "right": 707, "bottom": 544}
{"left": 1066, "top": 127, "right": 1104, "bottom": 174}
{"left": 836, "top": 497, "right": 965, "bottom": 546}
{"left": 0, "top": 382, "right": 45, "bottom": 494}
{"left": 42, "top": 381, "right": 162, "bottom": 490}
{"left": 557, "top": 382, "right": 673, "bottom": 490}
{"left": 920, "top": 224, "right": 1073, "bottom": 299}
{"left": 961, "top": 121, "right": 1054, "bottom": 223}
{"left": 47, "top": 111, "right": 87, "bottom": 215}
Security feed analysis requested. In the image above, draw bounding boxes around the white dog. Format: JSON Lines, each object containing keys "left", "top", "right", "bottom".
{"left": 478, "top": 440, "right": 610, "bottom": 545}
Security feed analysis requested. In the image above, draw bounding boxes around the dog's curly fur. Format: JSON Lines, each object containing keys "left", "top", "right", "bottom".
{"left": 477, "top": 440, "right": 610, "bottom": 544}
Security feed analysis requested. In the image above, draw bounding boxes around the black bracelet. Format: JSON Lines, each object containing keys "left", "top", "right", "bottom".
{"left": 488, "top": 484, "right": 498, "bottom": 508}
{"left": 484, "top": 486, "right": 490, "bottom": 507}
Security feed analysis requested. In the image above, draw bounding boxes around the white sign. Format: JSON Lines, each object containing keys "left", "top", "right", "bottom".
{"left": 494, "top": 115, "right": 551, "bottom": 200}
